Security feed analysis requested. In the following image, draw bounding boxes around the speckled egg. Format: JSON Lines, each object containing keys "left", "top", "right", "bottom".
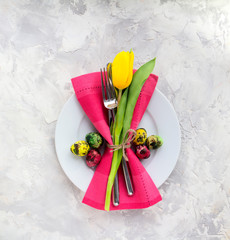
{"left": 146, "top": 135, "right": 163, "bottom": 150}
{"left": 85, "top": 132, "right": 103, "bottom": 149}
{"left": 86, "top": 149, "right": 102, "bottom": 168}
{"left": 133, "top": 128, "right": 147, "bottom": 145}
{"left": 135, "top": 145, "right": 150, "bottom": 159}
{"left": 70, "top": 141, "right": 90, "bottom": 156}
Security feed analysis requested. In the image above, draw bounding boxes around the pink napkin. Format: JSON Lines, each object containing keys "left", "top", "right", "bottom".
{"left": 71, "top": 71, "right": 162, "bottom": 210}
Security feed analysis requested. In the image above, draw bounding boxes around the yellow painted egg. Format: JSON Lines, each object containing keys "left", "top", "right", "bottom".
{"left": 70, "top": 140, "right": 90, "bottom": 156}
{"left": 146, "top": 135, "right": 163, "bottom": 150}
{"left": 133, "top": 128, "right": 147, "bottom": 145}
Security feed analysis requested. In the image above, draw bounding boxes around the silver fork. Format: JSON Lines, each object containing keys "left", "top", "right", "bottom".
{"left": 101, "top": 67, "right": 119, "bottom": 206}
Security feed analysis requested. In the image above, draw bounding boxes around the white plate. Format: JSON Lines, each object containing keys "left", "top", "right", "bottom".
{"left": 55, "top": 88, "right": 181, "bottom": 192}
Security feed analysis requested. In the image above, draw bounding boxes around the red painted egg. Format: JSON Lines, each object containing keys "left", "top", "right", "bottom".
{"left": 86, "top": 149, "right": 102, "bottom": 168}
{"left": 135, "top": 145, "right": 150, "bottom": 159}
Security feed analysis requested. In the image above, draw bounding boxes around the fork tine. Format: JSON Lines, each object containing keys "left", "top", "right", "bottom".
{"left": 100, "top": 68, "right": 106, "bottom": 101}
{"left": 108, "top": 77, "right": 115, "bottom": 99}
{"left": 108, "top": 65, "right": 116, "bottom": 100}
{"left": 103, "top": 68, "right": 111, "bottom": 99}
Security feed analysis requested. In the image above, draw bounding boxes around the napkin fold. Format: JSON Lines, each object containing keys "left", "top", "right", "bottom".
{"left": 71, "top": 71, "right": 162, "bottom": 210}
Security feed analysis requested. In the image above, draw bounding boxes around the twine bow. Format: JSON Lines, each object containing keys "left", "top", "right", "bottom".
{"left": 107, "top": 129, "right": 137, "bottom": 161}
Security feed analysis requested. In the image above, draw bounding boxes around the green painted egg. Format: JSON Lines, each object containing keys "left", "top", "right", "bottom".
{"left": 85, "top": 132, "right": 103, "bottom": 149}
{"left": 146, "top": 135, "right": 163, "bottom": 150}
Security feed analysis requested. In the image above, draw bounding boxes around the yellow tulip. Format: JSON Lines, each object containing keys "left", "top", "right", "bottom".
{"left": 112, "top": 50, "right": 134, "bottom": 90}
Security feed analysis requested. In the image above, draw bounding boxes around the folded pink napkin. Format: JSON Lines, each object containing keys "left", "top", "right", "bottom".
{"left": 71, "top": 71, "right": 162, "bottom": 210}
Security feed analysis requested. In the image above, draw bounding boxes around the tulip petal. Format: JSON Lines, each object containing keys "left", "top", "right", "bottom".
{"left": 126, "top": 50, "right": 134, "bottom": 87}
{"left": 112, "top": 51, "right": 130, "bottom": 89}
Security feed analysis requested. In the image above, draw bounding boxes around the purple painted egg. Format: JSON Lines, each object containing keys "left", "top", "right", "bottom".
{"left": 135, "top": 145, "right": 150, "bottom": 159}
{"left": 86, "top": 149, "right": 102, "bottom": 168}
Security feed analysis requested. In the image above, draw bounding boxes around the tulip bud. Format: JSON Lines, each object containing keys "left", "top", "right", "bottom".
{"left": 112, "top": 50, "right": 134, "bottom": 90}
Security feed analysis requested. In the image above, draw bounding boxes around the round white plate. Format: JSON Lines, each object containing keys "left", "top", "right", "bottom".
{"left": 55, "top": 88, "right": 181, "bottom": 192}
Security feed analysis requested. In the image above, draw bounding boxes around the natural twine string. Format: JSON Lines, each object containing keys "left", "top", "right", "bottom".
{"left": 107, "top": 129, "right": 137, "bottom": 161}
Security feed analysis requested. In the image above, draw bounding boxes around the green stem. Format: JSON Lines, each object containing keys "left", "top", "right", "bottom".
{"left": 104, "top": 150, "right": 118, "bottom": 211}
{"left": 117, "top": 89, "right": 122, "bottom": 104}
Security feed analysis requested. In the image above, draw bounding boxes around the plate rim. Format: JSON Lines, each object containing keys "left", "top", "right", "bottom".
{"left": 149, "top": 88, "right": 181, "bottom": 187}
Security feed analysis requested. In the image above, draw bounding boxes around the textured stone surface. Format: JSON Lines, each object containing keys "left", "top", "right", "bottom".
{"left": 1, "top": 0, "right": 230, "bottom": 239}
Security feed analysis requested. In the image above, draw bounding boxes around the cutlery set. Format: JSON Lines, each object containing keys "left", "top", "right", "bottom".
{"left": 100, "top": 67, "right": 134, "bottom": 206}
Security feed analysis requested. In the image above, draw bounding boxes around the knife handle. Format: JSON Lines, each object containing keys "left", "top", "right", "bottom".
{"left": 122, "top": 157, "right": 134, "bottom": 196}
{"left": 113, "top": 174, "right": 119, "bottom": 206}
